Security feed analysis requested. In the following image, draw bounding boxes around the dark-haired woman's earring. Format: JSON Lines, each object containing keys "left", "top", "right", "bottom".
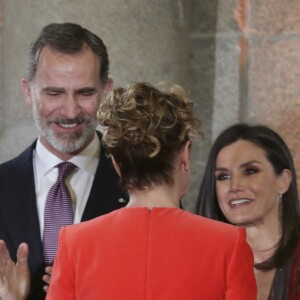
{"left": 278, "top": 193, "right": 283, "bottom": 240}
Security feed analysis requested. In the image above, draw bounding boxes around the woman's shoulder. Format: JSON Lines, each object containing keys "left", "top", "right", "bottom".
{"left": 61, "top": 209, "right": 125, "bottom": 239}
{"left": 149, "top": 207, "right": 246, "bottom": 245}
{"left": 61, "top": 207, "right": 160, "bottom": 240}
{"left": 181, "top": 209, "right": 241, "bottom": 233}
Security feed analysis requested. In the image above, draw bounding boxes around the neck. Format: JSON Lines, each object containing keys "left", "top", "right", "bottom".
{"left": 39, "top": 135, "right": 94, "bottom": 161}
{"left": 245, "top": 218, "right": 281, "bottom": 264}
{"left": 126, "top": 184, "right": 181, "bottom": 209}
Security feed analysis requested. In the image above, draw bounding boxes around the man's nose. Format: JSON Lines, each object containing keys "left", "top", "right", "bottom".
{"left": 60, "top": 96, "right": 80, "bottom": 119}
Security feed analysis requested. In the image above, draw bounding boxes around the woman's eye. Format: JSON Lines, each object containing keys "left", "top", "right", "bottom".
{"left": 245, "top": 167, "right": 258, "bottom": 175}
{"left": 215, "top": 173, "right": 230, "bottom": 181}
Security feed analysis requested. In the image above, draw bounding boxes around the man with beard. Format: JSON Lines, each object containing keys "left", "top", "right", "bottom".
{"left": 0, "top": 23, "right": 128, "bottom": 300}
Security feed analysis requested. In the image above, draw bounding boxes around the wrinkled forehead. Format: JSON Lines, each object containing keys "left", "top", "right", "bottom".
{"left": 34, "top": 46, "right": 102, "bottom": 89}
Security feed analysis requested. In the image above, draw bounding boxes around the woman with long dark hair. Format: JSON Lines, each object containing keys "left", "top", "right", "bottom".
{"left": 197, "top": 123, "right": 300, "bottom": 299}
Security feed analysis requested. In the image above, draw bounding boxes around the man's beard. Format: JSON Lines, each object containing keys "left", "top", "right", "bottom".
{"left": 32, "top": 103, "right": 98, "bottom": 154}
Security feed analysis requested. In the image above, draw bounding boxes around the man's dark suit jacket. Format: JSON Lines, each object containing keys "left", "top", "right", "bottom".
{"left": 0, "top": 133, "right": 128, "bottom": 299}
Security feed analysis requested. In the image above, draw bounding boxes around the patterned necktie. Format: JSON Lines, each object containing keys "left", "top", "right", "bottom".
{"left": 43, "top": 162, "right": 77, "bottom": 264}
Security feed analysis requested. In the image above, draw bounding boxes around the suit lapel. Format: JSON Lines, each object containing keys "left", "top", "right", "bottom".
{"left": 15, "top": 142, "right": 44, "bottom": 262}
{"left": 81, "top": 132, "right": 128, "bottom": 222}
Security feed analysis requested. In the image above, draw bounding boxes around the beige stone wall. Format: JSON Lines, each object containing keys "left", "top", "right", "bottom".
{"left": 247, "top": 0, "right": 300, "bottom": 190}
{"left": 212, "top": 0, "right": 300, "bottom": 195}
{"left": 0, "top": 0, "right": 2, "bottom": 27}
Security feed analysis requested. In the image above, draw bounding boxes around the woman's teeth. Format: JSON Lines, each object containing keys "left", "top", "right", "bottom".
{"left": 230, "top": 199, "right": 251, "bottom": 206}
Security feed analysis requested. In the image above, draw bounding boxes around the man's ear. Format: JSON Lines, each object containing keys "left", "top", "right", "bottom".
{"left": 111, "top": 156, "right": 121, "bottom": 177}
{"left": 21, "top": 79, "right": 33, "bottom": 106}
{"left": 181, "top": 140, "right": 191, "bottom": 172}
{"left": 104, "top": 78, "right": 113, "bottom": 98}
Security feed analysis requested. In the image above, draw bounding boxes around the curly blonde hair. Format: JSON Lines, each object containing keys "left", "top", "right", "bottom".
{"left": 98, "top": 82, "right": 202, "bottom": 191}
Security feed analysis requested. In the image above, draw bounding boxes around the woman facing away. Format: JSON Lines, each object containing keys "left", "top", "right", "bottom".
{"left": 46, "top": 83, "right": 256, "bottom": 299}
{"left": 196, "top": 123, "right": 300, "bottom": 300}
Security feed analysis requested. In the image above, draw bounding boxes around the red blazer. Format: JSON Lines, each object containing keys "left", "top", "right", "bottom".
{"left": 47, "top": 207, "right": 257, "bottom": 299}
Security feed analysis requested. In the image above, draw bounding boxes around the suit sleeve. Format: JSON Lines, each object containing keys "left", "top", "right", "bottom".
{"left": 46, "top": 227, "right": 76, "bottom": 300}
{"left": 225, "top": 228, "right": 257, "bottom": 299}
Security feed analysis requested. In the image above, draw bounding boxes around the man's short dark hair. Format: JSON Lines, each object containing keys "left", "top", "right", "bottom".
{"left": 25, "top": 23, "right": 109, "bottom": 85}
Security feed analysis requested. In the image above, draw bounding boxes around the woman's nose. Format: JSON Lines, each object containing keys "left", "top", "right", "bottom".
{"left": 229, "top": 176, "right": 244, "bottom": 192}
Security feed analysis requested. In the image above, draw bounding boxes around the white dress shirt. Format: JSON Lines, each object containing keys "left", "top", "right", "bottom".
{"left": 33, "top": 134, "right": 100, "bottom": 239}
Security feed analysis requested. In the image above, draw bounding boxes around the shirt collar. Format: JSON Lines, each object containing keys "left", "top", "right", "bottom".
{"left": 35, "top": 134, "right": 100, "bottom": 179}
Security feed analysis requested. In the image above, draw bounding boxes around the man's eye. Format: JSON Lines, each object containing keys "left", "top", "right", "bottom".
{"left": 46, "top": 91, "right": 61, "bottom": 96}
{"left": 80, "top": 92, "right": 94, "bottom": 96}
{"left": 77, "top": 89, "right": 96, "bottom": 97}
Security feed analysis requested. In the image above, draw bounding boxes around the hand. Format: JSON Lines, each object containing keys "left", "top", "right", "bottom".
{"left": 0, "top": 240, "right": 30, "bottom": 300}
{"left": 43, "top": 266, "right": 53, "bottom": 293}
